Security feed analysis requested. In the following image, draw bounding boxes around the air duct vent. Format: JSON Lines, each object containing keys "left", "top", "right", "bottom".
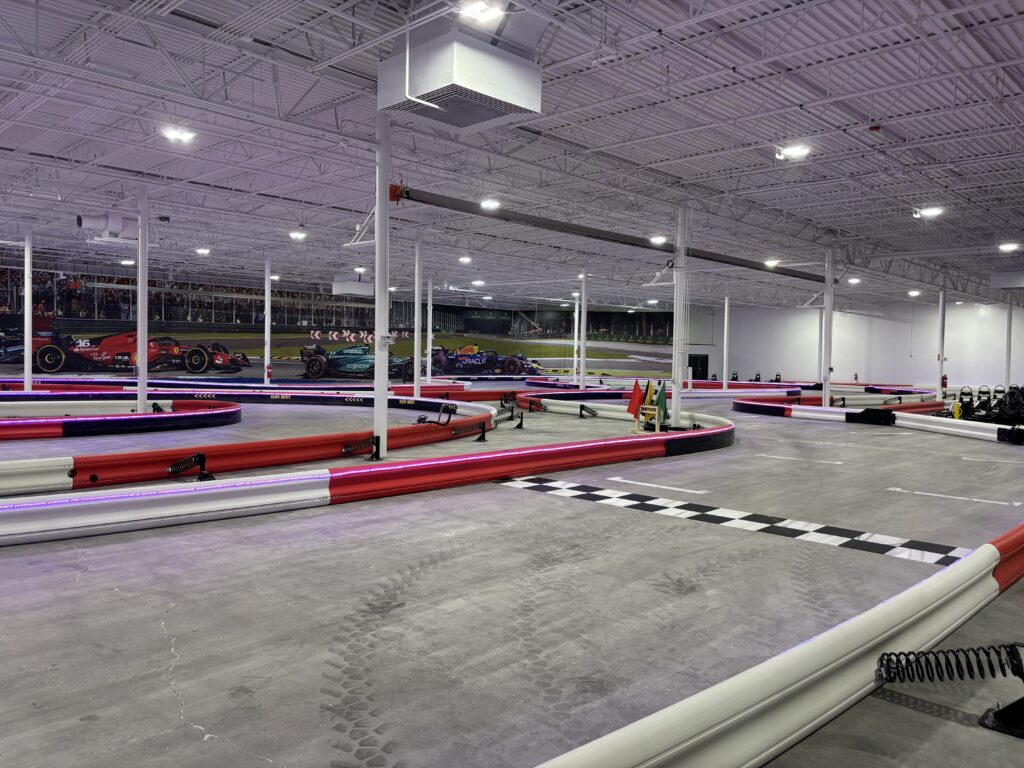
{"left": 378, "top": 28, "right": 541, "bottom": 133}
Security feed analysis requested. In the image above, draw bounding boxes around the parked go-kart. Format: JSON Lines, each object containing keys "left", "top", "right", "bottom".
{"left": 32, "top": 331, "right": 251, "bottom": 374}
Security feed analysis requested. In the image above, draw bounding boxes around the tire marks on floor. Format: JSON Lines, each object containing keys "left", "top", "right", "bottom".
{"left": 320, "top": 548, "right": 463, "bottom": 768}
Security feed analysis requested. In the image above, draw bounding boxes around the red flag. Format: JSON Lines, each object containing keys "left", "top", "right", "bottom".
{"left": 626, "top": 379, "right": 643, "bottom": 417}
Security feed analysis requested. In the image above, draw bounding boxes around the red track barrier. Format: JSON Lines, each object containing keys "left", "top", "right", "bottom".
{"left": 0, "top": 383, "right": 125, "bottom": 392}
{"left": 70, "top": 412, "right": 491, "bottom": 488}
{"left": 0, "top": 423, "right": 63, "bottom": 439}
{"left": 991, "top": 523, "right": 1024, "bottom": 592}
{"left": 327, "top": 430, "right": 730, "bottom": 504}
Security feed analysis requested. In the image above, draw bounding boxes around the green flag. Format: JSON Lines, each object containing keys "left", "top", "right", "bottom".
{"left": 655, "top": 382, "right": 668, "bottom": 423}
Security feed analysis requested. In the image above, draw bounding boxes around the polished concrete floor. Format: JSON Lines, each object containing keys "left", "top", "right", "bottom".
{"left": 0, "top": 398, "right": 1022, "bottom": 767}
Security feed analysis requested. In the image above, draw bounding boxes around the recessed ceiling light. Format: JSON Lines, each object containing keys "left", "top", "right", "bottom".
{"left": 458, "top": 255, "right": 472, "bottom": 264}
{"left": 775, "top": 143, "right": 810, "bottom": 160}
{"left": 913, "top": 206, "right": 943, "bottom": 219}
{"left": 764, "top": 259, "right": 780, "bottom": 268}
{"left": 999, "top": 242, "right": 1020, "bottom": 253}
{"left": 955, "top": 301, "right": 964, "bottom": 305}
{"left": 577, "top": 273, "right": 585, "bottom": 279}
{"left": 354, "top": 266, "right": 367, "bottom": 274}
{"left": 388, "top": 286, "right": 396, "bottom": 292}
{"left": 847, "top": 277, "right": 861, "bottom": 285}
{"left": 560, "top": 303, "right": 570, "bottom": 307}
{"left": 480, "top": 198, "right": 501, "bottom": 211}
{"left": 459, "top": 0, "right": 504, "bottom": 23}
{"left": 482, "top": 295, "right": 493, "bottom": 300}
{"left": 571, "top": 291, "right": 580, "bottom": 298}
{"left": 120, "top": 259, "right": 135, "bottom": 266}
{"left": 646, "top": 299, "right": 659, "bottom": 304}
{"left": 289, "top": 226, "right": 307, "bottom": 241}
{"left": 270, "top": 274, "right": 280, "bottom": 281}
{"left": 471, "top": 279, "right": 486, "bottom": 286}
{"left": 650, "top": 235, "right": 667, "bottom": 246}
{"left": 195, "top": 247, "right": 210, "bottom": 256}
{"left": 627, "top": 309, "right": 636, "bottom": 314}
{"left": 162, "top": 127, "right": 195, "bottom": 142}
{"left": 908, "top": 290, "right": 921, "bottom": 297}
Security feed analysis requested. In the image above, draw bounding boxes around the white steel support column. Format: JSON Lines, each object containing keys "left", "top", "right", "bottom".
{"left": 266, "top": 256, "right": 274, "bottom": 385}
{"left": 413, "top": 240, "right": 422, "bottom": 398}
{"left": 817, "top": 308, "right": 824, "bottom": 382}
{"left": 22, "top": 231, "right": 31, "bottom": 391}
{"left": 263, "top": 254, "right": 271, "bottom": 385}
{"left": 136, "top": 189, "right": 149, "bottom": 413}
{"left": 721, "top": 296, "right": 730, "bottom": 390}
{"left": 937, "top": 285, "right": 946, "bottom": 401}
{"left": 373, "top": 113, "right": 391, "bottom": 459}
{"left": 822, "top": 249, "right": 835, "bottom": 407}
{"left": 426, "top": 277, "right": 433, "bottom": 384}
{"left": 572, "top": 296, "right": 580, "bottom": 384}
{"left": 1006, "top": 305, "right": 1014, "bottom": 390}
{"left": 579, "top": 274, "right": 588, "bottom": 388}
{"left": 671, "top": 206, "right": 689, "bottom": 425}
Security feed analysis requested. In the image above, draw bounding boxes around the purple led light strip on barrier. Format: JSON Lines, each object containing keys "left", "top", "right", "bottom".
{"left": 0, "top": 403, "right": 241, "bottom": 426}
{"left": 0, "top": 470, "right": 332, "bottom": 512}
{"left": 0, "top": 425, "right": 734, "bottom": 513}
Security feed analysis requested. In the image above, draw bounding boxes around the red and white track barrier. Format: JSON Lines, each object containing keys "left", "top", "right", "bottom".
{"left": 0, "top": 397, "right": 496, "bottom": 496}
{"left": 0, "top": 424, "right": 734, "bottom": 546}
{"left": 733, "top": 395, "right": 1021, "bottom": 444}
{"left": 538, "top": 522, "right": 1024, "bottom": 768}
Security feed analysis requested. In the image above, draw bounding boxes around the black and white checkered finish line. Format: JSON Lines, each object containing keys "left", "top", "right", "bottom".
{"left": 502, "top": 477, "right": 971, "bottom": 567}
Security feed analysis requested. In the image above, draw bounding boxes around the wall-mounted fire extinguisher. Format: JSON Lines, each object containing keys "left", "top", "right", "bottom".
{"left": 941, "top": 373, "right": 948, "bottom": 389}
{"left": 266, "top": 363, "right": 273, "bottom": 381}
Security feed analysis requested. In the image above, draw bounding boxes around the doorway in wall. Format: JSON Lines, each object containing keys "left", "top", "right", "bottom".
{"left": 688, "top": 353, "right": 708, "bottom": 380}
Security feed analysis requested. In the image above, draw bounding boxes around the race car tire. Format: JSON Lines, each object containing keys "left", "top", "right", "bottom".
{"left": 504, "top": 357, "right": 524, "bottom": 375}
{"left": 36, "top": 344, "right": 66, "bottom": 374}
{"left": 305, "top": 355, "right": 328, "bottom": 379}
{"left": 184, "top": 345, "right": 211, "bottom": 374}
{"left": 402, "top": 359, "right": 415, "bottom": 381}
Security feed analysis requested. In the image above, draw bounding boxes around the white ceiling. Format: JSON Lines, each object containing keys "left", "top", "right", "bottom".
{"left": 0, "top": 0, "right": 1021, "bottom": 314}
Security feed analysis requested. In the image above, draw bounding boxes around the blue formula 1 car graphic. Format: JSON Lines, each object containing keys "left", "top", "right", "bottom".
{"left": 432, "top": 345, "right": 543, "bottom": 376}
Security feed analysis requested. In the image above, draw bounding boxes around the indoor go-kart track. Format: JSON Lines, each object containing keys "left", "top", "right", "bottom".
{"left": 0, "top": 372, "right": 1021, "bottom": 768}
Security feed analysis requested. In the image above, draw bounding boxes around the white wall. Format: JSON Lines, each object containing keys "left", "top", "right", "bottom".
{"left": 703, "top": 301, "right": 1023, "bottom": 386}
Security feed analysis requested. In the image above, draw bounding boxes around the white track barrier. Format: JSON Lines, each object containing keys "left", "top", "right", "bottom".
{"left": 0, "top": 400, "right": 175, "bottom": 417}
{"left": 0, "top": 468, "right": 334, "bottom": 546}
{"left": 747, "top": 400, "right": 1015, "bottom": 443}
{"left": 534, "top": 398, "right": 734, "bottom": 429}
{"left": 0, "top": 456, "right": 75, "bottom": 496}
{"left": 537, "top": 544, "right": 1002, "bottom": 768}
{"left": 892, "top": 411, "right": 1011, "bottom": 442}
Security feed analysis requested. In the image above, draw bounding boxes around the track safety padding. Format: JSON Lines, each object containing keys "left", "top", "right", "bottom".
{"left": 731, "top": 394, "right": 1021, "bottom": 444}
{"left": 69, "top": 410, "right": 492, "bottom": 489}
{"left": 327, "top": 426, "right": 735, "bottom": 504}
{"left": 539, "top": 520, "right": 1024, "bottom": 768}
{"left": 0, "top": 422, "right": 734, "bottom": 546}
{"left": 992, "top": 523, "right": 1024, "bottom": 591}
{"left": 0, "top": 399, "right": 240, "bottom": 440}
{"left": 845, "top": 408, "right": 897, "bottom": 426}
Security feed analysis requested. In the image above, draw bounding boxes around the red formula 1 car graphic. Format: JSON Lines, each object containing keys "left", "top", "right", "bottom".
{"left": 32, "top": 331, "right": 251, "bottom": 374}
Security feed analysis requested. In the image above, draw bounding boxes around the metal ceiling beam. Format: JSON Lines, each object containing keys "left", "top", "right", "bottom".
{"left": 395, "top": 186, "right": 828, "bottom": 284}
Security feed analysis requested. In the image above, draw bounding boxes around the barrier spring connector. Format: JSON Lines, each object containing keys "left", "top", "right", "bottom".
{"left": 876, "top": 643, "right": 1024, "bottom": 739}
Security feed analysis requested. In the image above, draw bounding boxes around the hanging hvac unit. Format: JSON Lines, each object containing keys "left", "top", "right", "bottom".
{"left": 378, "top": 27, "right": 541, "bottom": 133}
